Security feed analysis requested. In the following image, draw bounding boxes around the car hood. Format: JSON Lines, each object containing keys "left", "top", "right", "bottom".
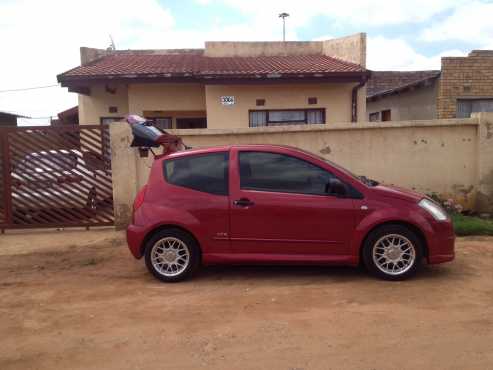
{"left": 372, "top": 184, "right": 424, "bottom": 203}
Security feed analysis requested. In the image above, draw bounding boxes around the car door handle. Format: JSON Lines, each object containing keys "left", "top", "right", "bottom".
{"left": 233, "top": 198, "right": 255, "bottom": 207}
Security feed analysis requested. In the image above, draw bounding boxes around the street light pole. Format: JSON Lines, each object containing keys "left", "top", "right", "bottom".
{"left": 279, "top": 12, "right": 289, "bottom": 42}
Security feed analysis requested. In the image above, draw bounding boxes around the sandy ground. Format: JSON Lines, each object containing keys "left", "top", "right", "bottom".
{"left": 1, "top": 229, "right": 493, "bottom": 370}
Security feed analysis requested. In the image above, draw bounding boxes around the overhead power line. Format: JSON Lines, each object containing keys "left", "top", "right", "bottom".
{"left": 0, "top": 84, "right": 59, "bottom": 93}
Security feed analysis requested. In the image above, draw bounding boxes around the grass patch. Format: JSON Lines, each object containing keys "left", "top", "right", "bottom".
{"left": 452, "top": 213, "right": 493, "bottom": 236}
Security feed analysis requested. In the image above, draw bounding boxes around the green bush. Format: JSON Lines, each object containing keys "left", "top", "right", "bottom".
{"left": 451, "top": 213, "right": 493, "bottom": 236}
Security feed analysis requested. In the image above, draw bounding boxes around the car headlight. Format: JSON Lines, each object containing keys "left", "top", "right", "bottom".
{"left": 418, "top": 198, "right": 448, "bottom": 221}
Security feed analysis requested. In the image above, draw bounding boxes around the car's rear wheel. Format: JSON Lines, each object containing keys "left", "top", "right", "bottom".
{"left": 363, "top": 225, "right": 423, "bottom": 281}
{"left": 144, "top": 228, "right": 200, "bottom": 282}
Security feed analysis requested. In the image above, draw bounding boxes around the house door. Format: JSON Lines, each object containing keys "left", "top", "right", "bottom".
{"left": 176, "top": 117, "right": 207, "bottom": 129}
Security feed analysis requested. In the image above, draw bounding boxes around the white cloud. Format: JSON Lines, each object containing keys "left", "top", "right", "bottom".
{"left": 367, "top": 36, "right": 466, "bottom": 70}
{"left": 421, "top": 1, "right": 493, "bottom": 44}
{"left": 198, "top": 0, "right": 466, "bottom": 27}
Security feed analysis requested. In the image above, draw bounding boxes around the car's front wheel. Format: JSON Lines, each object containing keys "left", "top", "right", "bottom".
{"left": 363, "top": 225, "right": 423, "bottom": 281}
{"left": 144, "top": 228, "right": 200, "bottom": 282}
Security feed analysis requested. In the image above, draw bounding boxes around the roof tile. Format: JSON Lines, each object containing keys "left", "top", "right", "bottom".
{"left": 59, "top": 53, "right": 366, "bottom": 81}
{"left": 367, "top": 70, "right": 440, "bottom": 97}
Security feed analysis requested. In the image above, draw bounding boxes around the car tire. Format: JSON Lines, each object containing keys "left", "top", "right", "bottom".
{"left": 362, "top": 225, "right": 423, "bottom": 281}
{"left": 144, "top": 228, "right": 200, "bottom": 282}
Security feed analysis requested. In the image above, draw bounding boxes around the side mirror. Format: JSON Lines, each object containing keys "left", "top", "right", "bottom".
{"left": 326, "top": 178, "right": 347, "bottom": 197}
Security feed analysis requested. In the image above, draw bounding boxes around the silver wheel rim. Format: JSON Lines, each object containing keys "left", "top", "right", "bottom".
{"left": 151, "top": 237, "right": 190, "bottom": 277}
{"left": 372, "top": 234, "right": 416, "bottom": 276}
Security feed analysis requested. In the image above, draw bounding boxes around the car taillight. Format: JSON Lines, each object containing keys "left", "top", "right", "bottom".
{"left": 133, "top": 185, "right": 147, "bottom": 213}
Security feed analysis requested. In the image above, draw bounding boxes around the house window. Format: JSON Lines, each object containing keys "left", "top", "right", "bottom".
{"left": 176, "top": 117, "right": 207, "bottom": 129}
{"left": 100, "top": 117, "right": 123, "bottom": 125}
{"left": 457, "top": 99, "right": 493, "bottom": 118}
{"left": 381, "top": 109, "right": 391, "bottom": 121}
{"left": 256, "top": 99, "right": 265, "bottom": 106}
{"left": 369, "top": 112, "right": 380, "bottom": 122}
{"left": 249, "top": 109, "right": 325, "bottom": 127}
{"left": 146, "top": 117, "right": 172, "bottom": 130}
{"left": 308, "top": 97, "right": 318, "bottom": 105}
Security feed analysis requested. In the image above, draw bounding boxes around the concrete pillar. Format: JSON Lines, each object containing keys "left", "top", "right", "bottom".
{"left": 475, "top": 112, "right": 493, "bottom": 213}
{"left": 110, "top": 122, "right": 138, "bottom": 229}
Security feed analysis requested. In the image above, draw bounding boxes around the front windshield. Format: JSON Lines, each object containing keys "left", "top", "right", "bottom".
{"left": 297, "top": 148, "right": 379, "bottom": 187}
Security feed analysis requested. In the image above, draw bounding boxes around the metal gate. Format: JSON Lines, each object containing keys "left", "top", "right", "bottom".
{"left": 0, "top": 125, "right": 114, "bottom": 230}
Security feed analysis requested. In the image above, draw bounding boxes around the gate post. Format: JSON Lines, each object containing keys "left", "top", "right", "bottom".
{"left": 1, "top": 131, "right": 13, "bottom": 226}
{"left": 475, "top": 112, "right": 493, "bottom": 213}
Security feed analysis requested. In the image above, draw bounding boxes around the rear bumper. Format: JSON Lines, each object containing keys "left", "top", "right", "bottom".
{"left": 126, "top": 224, "right": 147, "bottom": 259}
{"left": 427, "top": 221, "right": 455, "bottom": 264}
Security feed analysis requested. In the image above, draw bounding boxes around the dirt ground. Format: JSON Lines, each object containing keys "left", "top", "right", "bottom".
{"left": 1, "top": 229, "right": 493, "bottom": 370}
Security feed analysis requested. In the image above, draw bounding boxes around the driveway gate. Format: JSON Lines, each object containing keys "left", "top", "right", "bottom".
{"left": 0, "top": 125, "right": 114, "bottom": 230}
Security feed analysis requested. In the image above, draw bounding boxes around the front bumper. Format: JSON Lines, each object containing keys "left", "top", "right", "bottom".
{"left": 427, "top": 220, "right": 455, "bottom": 264}
{"left": 126, "top": 224, "right": 147, "bottom": 259}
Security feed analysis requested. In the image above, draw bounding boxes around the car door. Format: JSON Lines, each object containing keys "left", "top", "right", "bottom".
{"left": 229, "top": 147, "right": 357, "bottom": 256}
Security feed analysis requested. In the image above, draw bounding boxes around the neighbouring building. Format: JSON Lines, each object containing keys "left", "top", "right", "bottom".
{"left": 367, "top": 71, "right": 440, "bottom": 121}
{"left": 367, "top": 50, "right": 493, "bottom": 122}
{"left": 439, "top": 50, "right": 493, "bottom": 119}
{"left": 0, "top": 111, "right": 27, "bottom": 127}
{"left": 57, "top": 33, "right": 370, "bottom": 129}
{"left": 51, "top": 106, "right": 79, "bottom": 126}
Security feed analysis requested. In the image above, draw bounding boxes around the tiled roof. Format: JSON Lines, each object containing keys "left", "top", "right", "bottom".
{"left": 367, "top": 70, "right": 440, "bottom": 98}
{"left": 58, "top": 52, "right": 367, "bottom": 82}
{"left": 0, "top": 110, "right": 28, "bottom": 118}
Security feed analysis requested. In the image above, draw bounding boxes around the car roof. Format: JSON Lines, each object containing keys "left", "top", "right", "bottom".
{"left": 165, "top": 144, "right": 307, "bottom": 159}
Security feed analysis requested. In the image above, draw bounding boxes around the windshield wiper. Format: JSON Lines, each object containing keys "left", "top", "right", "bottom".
{"left": 358, "top": 175, "right": 379, "bottom": 187}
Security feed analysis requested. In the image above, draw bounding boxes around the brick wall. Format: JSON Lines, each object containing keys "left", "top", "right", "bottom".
{"left": 438, "top": 51, "right": 493, "bottom": 118}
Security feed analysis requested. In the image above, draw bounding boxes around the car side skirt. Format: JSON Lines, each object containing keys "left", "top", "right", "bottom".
{"left": 202, "top": 253, "right": 358, "bottom": 266}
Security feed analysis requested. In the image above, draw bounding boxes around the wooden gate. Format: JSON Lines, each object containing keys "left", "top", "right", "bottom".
{"left": 0, "top": 125, "right": 114, "bottom": 230}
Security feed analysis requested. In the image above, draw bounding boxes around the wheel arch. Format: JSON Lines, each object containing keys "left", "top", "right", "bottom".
{"left": 358, "top": 220, "right": 429, "bottom": 265}
{"left": 140, "top": 224, "right": 202, "bottom": 259}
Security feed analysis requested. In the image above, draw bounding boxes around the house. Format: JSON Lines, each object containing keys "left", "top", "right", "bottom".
{"left": 51, "top": 106, "right": 79, "bottom": 126}
{"left": 367, "top": 71, "right": 440, "bottom": 121}
{"left": 367, "top": 50, "right": 493, "bottom": 121}
{"left": 57, "top": 33, "right": 370, "bottom": 129}
{"left": 0, "top": 111, "right": 27, "bottom": 127}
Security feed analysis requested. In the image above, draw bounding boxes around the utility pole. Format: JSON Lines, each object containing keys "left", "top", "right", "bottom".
{"left": 279, "top": 12, "right": 289, "bottom": 42}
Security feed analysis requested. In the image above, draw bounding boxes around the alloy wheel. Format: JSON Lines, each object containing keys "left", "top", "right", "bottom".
{"left": 150, "top": 237, "right": 191, "bottom": 277}
{"left": 372, "top": 234, "right": 416, "bottom": 276}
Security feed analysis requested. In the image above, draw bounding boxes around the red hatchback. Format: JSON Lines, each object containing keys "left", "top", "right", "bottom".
{"left": 127, "top": 145, "right": 455, "bottom": 282}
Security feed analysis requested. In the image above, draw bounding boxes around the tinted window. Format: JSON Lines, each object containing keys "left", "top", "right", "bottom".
{"left": 164, "top": 152, "right": 229, "bottom": 195}
{"left": 239, "top": 151, "right": 335, "bottom": 195}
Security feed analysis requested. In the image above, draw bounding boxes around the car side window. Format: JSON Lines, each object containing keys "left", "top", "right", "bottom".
{"left": 239, "top": 151, "right": 336, "bottom": 196}
{"left": 164, "top": 152, "right": 229, "bottom": 195}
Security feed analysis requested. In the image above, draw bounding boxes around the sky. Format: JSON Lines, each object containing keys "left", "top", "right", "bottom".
{"left": 1, "top": 0, "right": 492, "bottom": 124}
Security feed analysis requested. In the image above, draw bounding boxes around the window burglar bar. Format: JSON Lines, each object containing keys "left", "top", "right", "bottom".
{"left": 249, "top": 109, "right": 325, "bottom": 127}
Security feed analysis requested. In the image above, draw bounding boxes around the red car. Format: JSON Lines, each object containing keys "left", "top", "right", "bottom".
{"left": 127, "top": 145, "right": 455, "bottom": 282}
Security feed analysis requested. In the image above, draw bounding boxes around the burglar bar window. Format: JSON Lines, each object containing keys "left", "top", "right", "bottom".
{"left": 146, "top": 117, "right": 172, "bottom": 130}
{"left": 457, "top": 99, "right": 493, "bottom": 118}
{"left": 249, "top": 109, "right": 325, "bottom": 127}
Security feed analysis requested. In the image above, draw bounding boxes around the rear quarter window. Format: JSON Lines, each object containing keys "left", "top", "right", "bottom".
{"left": 163, "top": 152, "right": 229, "bottom": 195}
